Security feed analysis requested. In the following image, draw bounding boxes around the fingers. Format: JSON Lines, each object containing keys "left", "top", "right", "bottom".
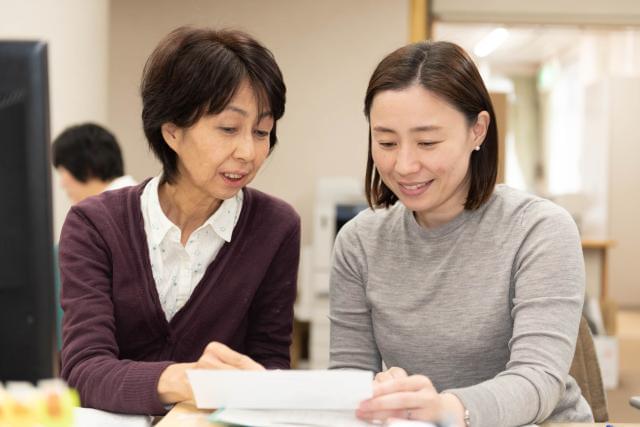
{"left": 361, "top": 390, "right": 435, "bottom": 412}
{"left": 358, "top": 405, "right": 442, "bottom": 424}
{"left": 358, "top": 387, "right": 442, "bottom": 423}
{"left": 198, "top": 342, "right": 265, "bottom": 371}
{"left": 356, "top": 408, "right": 406, "bottom": 422}
{"left": 373, "top": 374, "right": 432, "bottom": 397}
{"left": 357, "top": 375, "right": 441, "bottom": 423}
{"left": 374, "top": 367, "right": 408, "bottom": 383}
{"left": 195, "top": 352, "right": 239, "bottom": 370}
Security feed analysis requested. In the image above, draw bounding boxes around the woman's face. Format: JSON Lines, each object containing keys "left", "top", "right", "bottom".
{"left": 370, "top": 84, "right": 488, "bottom": 227}
{"left": 163, "top": 80, "right": 273, "bottom": 200}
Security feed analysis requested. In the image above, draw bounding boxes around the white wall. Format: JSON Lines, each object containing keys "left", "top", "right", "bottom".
{"left": 539, "top": 31, "right": 640, "bottom": 307}
{"left": 108, "top": 0, "right": 409, "bottom": 244}
{"left": 607, "top": 78, "right": 640, "bottom": 308}
{"left": 0, "top": 0, "right": 110, "bottom": 241}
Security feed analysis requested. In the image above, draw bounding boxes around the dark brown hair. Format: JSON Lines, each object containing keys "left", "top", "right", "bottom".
{"left": 141, "top": 27, "right": 286, "bottom": 183}
{"left": 364, "top": 41, "right": 497, "bottom": 210}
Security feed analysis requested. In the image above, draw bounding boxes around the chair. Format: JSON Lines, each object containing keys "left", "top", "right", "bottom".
{"left": 569, "top": 316, "right": 609, "bottom": 422}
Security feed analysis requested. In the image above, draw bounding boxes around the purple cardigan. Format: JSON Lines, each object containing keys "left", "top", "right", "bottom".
{"left": 59, "top": 182, "right": 300, "bottom": 415}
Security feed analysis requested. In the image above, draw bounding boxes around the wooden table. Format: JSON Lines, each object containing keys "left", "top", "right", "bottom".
{"left": 156, "top": 402, "right": 637, "bottom": 426}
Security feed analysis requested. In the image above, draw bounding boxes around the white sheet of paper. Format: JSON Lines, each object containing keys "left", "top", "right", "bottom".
{"left": 73, "top": 407, "right": 151, "bottom": 427}
{"left": 386, "top": 420, "right": 437, "bottom": 427}
{"left": 210, "top": 408, "right": 373, "bottom": 427}
{"left": 187, "top": 369, "right": 373, "bottom": 410}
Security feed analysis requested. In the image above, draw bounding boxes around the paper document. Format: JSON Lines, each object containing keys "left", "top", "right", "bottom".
{"left": 187, "top": 369, "right": 373, "bottom": 410}
{"left": 73, "top": 407, "right": 151, "bottom": 427}
{"left": 387, "top": 420, "right": 437, "bottom": 427}
{"left": 211, "top": 408, "right": 373, "bottom": 427}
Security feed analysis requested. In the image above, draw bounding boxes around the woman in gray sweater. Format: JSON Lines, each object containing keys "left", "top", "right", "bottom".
{"left": 329, "top": 41, "right": 593, "bottom": 427}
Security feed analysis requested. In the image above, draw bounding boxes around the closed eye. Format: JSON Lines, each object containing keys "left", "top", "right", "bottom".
{"left": 254, "top": 129, "right": 270, "bottom": 139}
{"left": 219, "top": 127, "right": 237, "bottom": 134}
{"left": 418, "top": 141, "right": 441, "bottom": 147}
{"left": 378, "top": 141, "right": 396, "bottom": 148}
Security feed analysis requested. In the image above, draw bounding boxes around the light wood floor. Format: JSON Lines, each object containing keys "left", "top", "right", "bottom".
{"left": 607, "top": 309, "right": 640, "bottom": 423}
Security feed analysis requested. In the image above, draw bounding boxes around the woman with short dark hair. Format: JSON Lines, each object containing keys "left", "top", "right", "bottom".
{"left": 329, "top": 41, "right": 592, "bottom": 426}
{"left": 59, "top": 27, "right": 299, "bottom": 415}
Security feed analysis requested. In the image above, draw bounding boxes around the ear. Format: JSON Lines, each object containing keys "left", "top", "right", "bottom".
{"left": 161, "top": 122, "right": 182, "bottom": 153}
{"left": 470, "top": 111, "right": 490, "bottom": 148}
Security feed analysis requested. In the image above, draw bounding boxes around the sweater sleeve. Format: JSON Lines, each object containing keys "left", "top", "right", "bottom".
{"left": 59, "top": 207, "right": 172, "bottom": 415}
{"left": 245, "top": 215, "right": 301, "bottom": 369}
{"left": 445, "top": 202, "right": 587, "bottom": 427}
{"left": 329, "top": 219, "right": 382, "bottom": 372}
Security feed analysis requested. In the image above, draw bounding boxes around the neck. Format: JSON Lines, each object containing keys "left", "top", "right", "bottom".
{"left": 414, "top": 180, "right": 468, "bottom": 229}
{"left": 158, "top": 178, "right": 222, "bottom": 246}
{"left": 415, "top": 203, "right": 465, "bottom": 229}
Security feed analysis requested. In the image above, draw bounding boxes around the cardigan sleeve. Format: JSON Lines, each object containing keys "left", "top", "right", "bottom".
{"left": 244, "top": 214, "right": 301, "bottom": 369}
{"left": 59, "top": 207, "right": 172, "bottom": 415}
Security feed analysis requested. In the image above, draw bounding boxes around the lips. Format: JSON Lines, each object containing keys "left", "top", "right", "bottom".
{"left": 221, "top": 171, "right": 250, "bottom": 187}
{"left": 400, "top": 182, "right": 428, "bottom": 190}
{"left": 399, "top": 179, "right": 433, "bottom": 189}
{"left": 397, "top": 179, "right": 434, "bottom": 196}
{"left": 223, "top": 172, "right": 246, "bottom": 180}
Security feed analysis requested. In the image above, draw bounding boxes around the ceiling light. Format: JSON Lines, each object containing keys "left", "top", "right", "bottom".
{"left": 474, "top": 28, "right": 509, "bottom": 58}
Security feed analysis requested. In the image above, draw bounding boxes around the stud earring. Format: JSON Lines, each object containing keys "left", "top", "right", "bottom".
{"left": 474, "top": 145, "right": 481, "bottom": 151}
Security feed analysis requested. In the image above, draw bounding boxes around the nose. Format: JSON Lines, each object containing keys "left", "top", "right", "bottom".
{"left": 233, "top": 131, "right": 256, "bottom": 162}
{"left": 394, "top": 144, "right": 420, "bottom": 176}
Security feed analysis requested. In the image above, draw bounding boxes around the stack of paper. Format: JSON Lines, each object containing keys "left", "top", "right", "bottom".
{"left": 210, "top": 408, "right": 372, "bottom": 427}
{"left": 187, "top": 369, "right": 373, "bottom": 426}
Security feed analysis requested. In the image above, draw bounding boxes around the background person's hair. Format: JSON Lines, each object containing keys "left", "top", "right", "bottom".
{"left": 364, "top": 41, "right": 498, "bottom": 210}
{"left": 141, "top": 26, "right": 286, "bottom": 184}
{"left": 52, "top": 123, "right": 124, "bottom": 183}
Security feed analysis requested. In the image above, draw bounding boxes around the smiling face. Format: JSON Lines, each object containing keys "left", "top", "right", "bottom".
{"left": 370, "top": 84, "right": 489, "bottom": 228}
{"left": 161, "top": 80, "right": 273, "bottom": 202}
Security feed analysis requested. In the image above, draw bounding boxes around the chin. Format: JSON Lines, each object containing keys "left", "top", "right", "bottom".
{"left": 214, "top": 187, "right": 242, "bottom": 200}
{"left": 396, "top": 197, "right": 428, "bottom": 212}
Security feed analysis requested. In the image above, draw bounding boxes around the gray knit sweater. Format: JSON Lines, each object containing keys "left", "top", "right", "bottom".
{"left": 329, "top": 185, "right": 593, "bottom": 426}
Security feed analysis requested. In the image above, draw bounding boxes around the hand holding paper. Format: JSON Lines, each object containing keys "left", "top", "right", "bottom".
{"left": 195, "top": 342, "right": 265, "bottom": 371}
{"left": 158, "top": 341, "right": 263, "bottom": 405}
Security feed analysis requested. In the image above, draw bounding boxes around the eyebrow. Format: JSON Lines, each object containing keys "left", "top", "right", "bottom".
{"left": 372, "top": 125, "right": 442, "bottom": 133}
{"left": 225, "top": 105, "right": 273, "bottom": 119}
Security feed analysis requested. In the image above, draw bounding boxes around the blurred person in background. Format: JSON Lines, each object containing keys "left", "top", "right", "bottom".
{"left": 52, "top": 122, "right": 137, "bottom": 204}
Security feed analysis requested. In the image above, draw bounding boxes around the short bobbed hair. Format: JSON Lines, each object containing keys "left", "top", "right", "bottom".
{"left": 141, "top": 27, "right": 286, "bottom": 183}
{"left": 364, "top": 41, "right": 498, "bottom": 210}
